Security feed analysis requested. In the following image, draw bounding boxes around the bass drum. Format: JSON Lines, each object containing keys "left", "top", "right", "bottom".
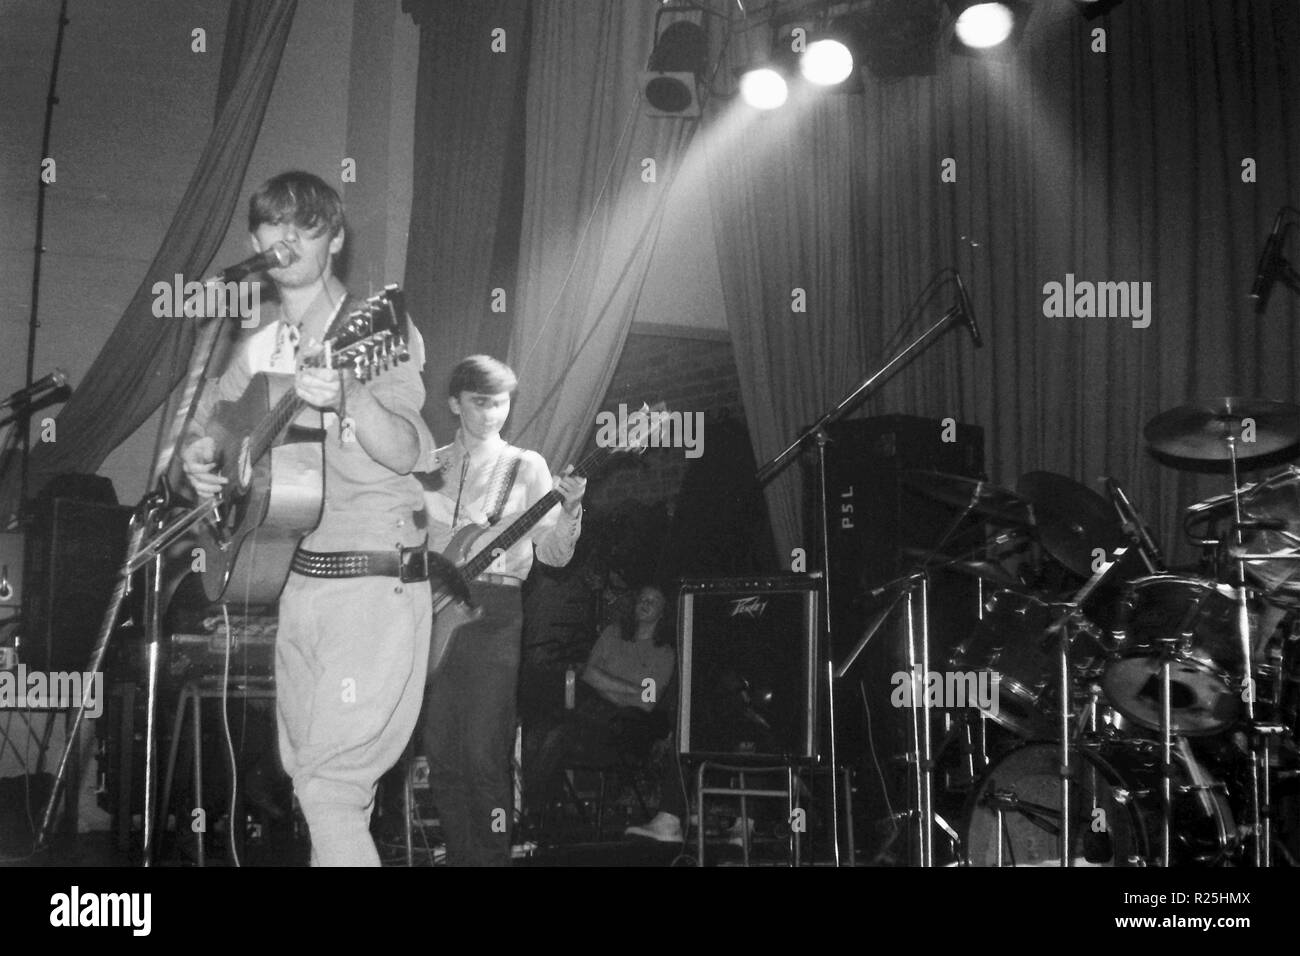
{"left": 962, "top": 740, "right": 1236, "bottom": 867}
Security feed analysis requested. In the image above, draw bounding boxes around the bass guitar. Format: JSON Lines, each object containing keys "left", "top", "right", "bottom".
{"left": 426, "top": 402, "right": 668, "bottom": 674}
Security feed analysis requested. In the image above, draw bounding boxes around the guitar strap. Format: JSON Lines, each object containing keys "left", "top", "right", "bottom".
{"left": 485, "top": 447, "right": 522, "bottom": 526}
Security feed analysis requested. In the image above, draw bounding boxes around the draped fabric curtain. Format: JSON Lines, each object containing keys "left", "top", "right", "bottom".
{"left": 402, "top": 0, "right": 532, "bottom": 442}
{"left": 0, "top": 0, "right": 297, "bottom": 518}
{"left": 506, "top": 2, "right": 695, "bottom": 471}
{"left": 708, "top": 0, "right": 1300, "bottom": 562}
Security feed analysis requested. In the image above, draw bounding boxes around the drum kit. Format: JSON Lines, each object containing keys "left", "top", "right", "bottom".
{"left": 901, "top": 397, "right": 1300, "bottom": 867}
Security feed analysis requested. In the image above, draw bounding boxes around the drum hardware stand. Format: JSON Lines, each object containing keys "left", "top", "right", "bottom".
{"left": 1158, "top": 636, "right": 1177, "bottom": 866}
{"left": 906, "top": 575, "right": 934, "bottom": 867}
{"left": 757, "top": 297, "right": 979, "bottom": 868}
{"left": 1047, "top": 544, "right": 1129, "bottom": 866}
{"left": 1222, "top": 434, "right": 1270, "bottom": 867}
{"left": 1224, "top": 546, "right": 1300, "bottom": 867}
{"left": 850, "top": 488, "right": 988, "bottom": 866}
{"left": 981, "top": 788, "right": 1066, "bottom": 866}
{"left": 1105, "top": 476, "right": 1166, "bottom": 574}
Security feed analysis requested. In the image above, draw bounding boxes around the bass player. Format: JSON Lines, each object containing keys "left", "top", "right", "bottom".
{"left": 420, "top": 354, "right": 586, "bottom": 866}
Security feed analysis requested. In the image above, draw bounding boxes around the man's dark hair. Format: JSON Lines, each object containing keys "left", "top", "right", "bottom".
{"left": 448, "top": 355, "right": 518, "bottom": 398}
{"left": 248, "top": 171, "right": 346, "bottom": 237}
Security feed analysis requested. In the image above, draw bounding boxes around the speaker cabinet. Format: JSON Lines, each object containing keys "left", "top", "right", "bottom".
{"left": 678, "top": 574, "right": 821, "bottom": 760}
{"left": 811, "top": 415, "right": 985, "bottom": 857}
{"left": 0, "top": 533, "right": 21, "bottom": 609}
{"left": 22, "top": 499, "right": 133, "bottom": 673}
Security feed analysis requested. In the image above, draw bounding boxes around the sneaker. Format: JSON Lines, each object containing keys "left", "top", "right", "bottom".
{"left": 624, "top": 811, "right": 683, "bottom": 843}
{"left": 723, "top": 817, "right": 755, "bottom": 847}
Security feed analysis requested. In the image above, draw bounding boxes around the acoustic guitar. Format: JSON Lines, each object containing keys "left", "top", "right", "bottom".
{"left": 190, "top": 285, "right": 410, "bottom": 604}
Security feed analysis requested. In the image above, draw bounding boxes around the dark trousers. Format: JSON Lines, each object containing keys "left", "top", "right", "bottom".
{"left": 423, "top": 582, "right": 523, "bottom": 867}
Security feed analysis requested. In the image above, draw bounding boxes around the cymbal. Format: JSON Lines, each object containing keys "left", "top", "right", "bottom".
{"left": 899, "top": 546, "right": 1024, "bottom": 588}
{"left": 1144, "top": 398, "right": 1300, "bottom": 461}
{"left": 902, "top": 470, "right": 1034, "bottom": 527}
{"left": 1017, "top": 471, "right": 1126, "bottom": 578}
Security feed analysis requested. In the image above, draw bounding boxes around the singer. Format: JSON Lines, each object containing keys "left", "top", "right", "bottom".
{"left": 179, "top": 171, "right": 436, "bottom": 866}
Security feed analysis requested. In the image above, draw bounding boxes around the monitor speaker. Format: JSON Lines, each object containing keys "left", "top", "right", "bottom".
{"left": 811, "top": 415, "right": 985, "bottom": 859}
{"left": 21, "top": 498, "right": 133, "bottom": 673}
{"left": 677, "top": 574, "right": 820, "bottom": 760}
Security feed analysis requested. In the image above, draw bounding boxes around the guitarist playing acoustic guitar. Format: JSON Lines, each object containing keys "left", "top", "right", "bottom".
{"left": 180, "top": 172, "right": 437, "bottom": 867}
{"left": 420, "top": 354, "right": 586, "bottom": 867}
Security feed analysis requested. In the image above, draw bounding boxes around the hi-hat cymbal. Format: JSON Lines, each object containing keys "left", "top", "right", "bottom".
{"left": 899, "top": 546, "right": 1025, "bottom": 588}
{"left": 902, "top": 470, "right": 1034, "bottom": 527}
{"left": 1144, "top": 398, "right": 1300, "bottom": 461}
{"left": 1017, "top": 471, "right": 1126, "bottom": 578}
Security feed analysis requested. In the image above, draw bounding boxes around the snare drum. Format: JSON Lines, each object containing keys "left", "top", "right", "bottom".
{"left": 1101, "top": 575, "right": 1244, "bottom": 735}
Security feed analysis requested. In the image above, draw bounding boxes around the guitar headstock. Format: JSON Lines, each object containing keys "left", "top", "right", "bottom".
{"left": 322, "top": 285, "right": 410, "bottom": 381}
{"left": 615, "top": 401, "right": 670, "bottom": 457}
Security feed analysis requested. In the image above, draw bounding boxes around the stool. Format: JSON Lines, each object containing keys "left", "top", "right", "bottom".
{"left": 695, "top": 761, "right": 798, "bottom": 867}
{"left": 158, "top": 677, "right": 276, "bottom": 866}
{"left": 694, "top": 760, "right": 856, "bottom": 867}
{"left": 555, "top": 751, "right": 653, "bottom": 842}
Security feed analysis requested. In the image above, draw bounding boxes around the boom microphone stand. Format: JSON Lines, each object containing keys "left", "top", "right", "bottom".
{"left": 756, "top": 280, "right": 980, "bottom": 866}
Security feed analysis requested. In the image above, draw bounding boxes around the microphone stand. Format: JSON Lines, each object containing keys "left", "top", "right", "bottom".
{"left": 34, "top": 307, "right": 232, "bottom": 860}
{"left": 755, "top": 301, "right": 974, "bottom": 867}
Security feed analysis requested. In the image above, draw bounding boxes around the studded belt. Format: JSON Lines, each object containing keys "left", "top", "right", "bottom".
{"left": 291, "top": 544, "right": 430, "bottom": 582}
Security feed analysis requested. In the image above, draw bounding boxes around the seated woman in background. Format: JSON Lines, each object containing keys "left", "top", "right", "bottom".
{"left": 528, "top": 585, "right": 676, "bottom": 809}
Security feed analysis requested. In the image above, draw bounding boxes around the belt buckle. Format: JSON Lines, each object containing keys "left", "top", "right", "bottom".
{"left": 399, "top": 544, "right": 429, "bottom": 583}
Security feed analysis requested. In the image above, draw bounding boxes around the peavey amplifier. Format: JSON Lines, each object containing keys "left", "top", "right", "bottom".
{"left": 678, "top": 574, "right": 821, "bottom": 760}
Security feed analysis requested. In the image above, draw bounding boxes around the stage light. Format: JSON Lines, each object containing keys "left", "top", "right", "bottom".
{"left": 954, "top": 3, "right": 1014, "bottom": 48}
{"left": 946, "top": 1, "right": 1030, "bottom": 56}
{"left": 800, "top": 37, "right": 855, "bottom": 86}
{"left": 739, "top": 66, "right": 788, "bottom": 110}
{"left": 643, "top": 16, "right": 709, "bottom": 117}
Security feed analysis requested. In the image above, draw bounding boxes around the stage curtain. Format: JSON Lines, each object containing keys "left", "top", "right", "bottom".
{"left": 706, "top": 0, "right": 1300, "bottom": 561}
{"left": 0, "top": 0, "right": 297, "bottom": 519}
{"left": 401, "top": 0, "right": 532, "bottom": 442}
{"left": 504, "top": 1, "right": 696, "bottom": 471}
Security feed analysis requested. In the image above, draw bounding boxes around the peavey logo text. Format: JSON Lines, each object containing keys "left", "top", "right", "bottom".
{"left": 50, "top": 886, "right": 151, "bottom": 936}
{"left": 728, "top": 596, "right": 767, "bottom": 618}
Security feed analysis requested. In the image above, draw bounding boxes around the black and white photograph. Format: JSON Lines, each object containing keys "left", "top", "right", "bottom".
{"left": 1, "top": 0, "right": 1297, "bottom": 930}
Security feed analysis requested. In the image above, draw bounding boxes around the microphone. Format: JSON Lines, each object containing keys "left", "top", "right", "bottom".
{"left": 955, "top": 272, "right": 983, "bottom": 348}
{"left": 1250, "top": 210, "right": 1289, "bottom": 314}
{"left": 210, "top": 242, "right": 295, "bottom": 283}
{"left": 0, "top": 369, "right": 69, "bottom": 410}
{"left": 1105, "top": 477, "right": 1165, "bottom": 571}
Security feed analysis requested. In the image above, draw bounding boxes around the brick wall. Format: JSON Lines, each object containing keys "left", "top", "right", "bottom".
{"left": 583, "top": 327, "right": 748, "bottom": 513}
